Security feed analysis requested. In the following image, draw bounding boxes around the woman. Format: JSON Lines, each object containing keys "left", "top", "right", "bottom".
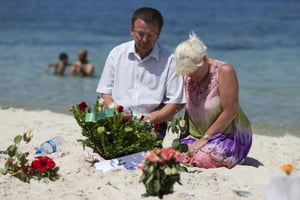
{"left": 174, "top": 32, "right": 252, "bottom": 168}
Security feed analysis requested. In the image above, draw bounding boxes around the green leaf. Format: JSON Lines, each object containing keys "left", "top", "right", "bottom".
{"left": 14, "top": 135, "right": 22, "bottom": 145}
{"left": 145, "top": 173, "right": 154, "bottom": 185}
{"left": 177, "top": 164, "right": 188, "bottom": 172}
{"left": 16, "top": 153, "right": 26, "bottom": 165}
{"left": 97, "top": 126, "right": 105, "bottom": 134}
{"left": 153, "top": 179, "right": 161, "bottom": 194}
{"left": 124, "top": 126, "right": 133, "bottom": 132}
{"left": 178, "top": 143, "right": 188, "bottom": 153}
{"left": 171, "top": 138, "right": 188, "bottom": 153}
{"left": 171, "top": 139, "right": 180, "bottom": 149}
{"left": 7, "top": 144, "right": 17, "bottom": 157}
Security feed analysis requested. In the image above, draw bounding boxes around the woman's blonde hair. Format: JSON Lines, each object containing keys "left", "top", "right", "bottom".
{"left": 174, "top": 31, "right": 207, "bottom": 75}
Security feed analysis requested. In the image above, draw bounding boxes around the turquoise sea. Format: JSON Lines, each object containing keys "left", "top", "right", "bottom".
{"left": 0, "top": 0, "right": 299, "bottom": 137}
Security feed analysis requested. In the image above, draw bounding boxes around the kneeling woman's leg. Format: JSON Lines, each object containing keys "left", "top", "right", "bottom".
{"left": 179, "top": 131, "right": 252, "bottom": 169}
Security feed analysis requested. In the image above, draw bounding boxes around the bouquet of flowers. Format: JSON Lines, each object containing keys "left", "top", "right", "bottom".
{"left": 138, "top": 147, "right": 187, "bottom": 198}
{"left": 70, "top": 97, "right": 162, "bottom": 160}
{"left": 0, "top": 131, "right": 60, "bottom": 183}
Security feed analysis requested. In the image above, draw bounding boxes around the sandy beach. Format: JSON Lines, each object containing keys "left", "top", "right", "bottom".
{"left": 0, "top": 107, "right": 299, "bottom": 200}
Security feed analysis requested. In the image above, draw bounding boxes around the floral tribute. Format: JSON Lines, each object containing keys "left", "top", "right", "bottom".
{"left": 0, "top": 131, "right": 60, "bottom": 183}
{"left": 138, "top": 147, "right": 187, "bottom": 198}
{"left": 70, "top": 97, "right": 162, "bottom": 160}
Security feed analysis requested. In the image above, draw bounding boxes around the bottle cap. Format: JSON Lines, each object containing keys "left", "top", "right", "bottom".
{"left": 35, "top": 149, "right": 42, "bottom": 154}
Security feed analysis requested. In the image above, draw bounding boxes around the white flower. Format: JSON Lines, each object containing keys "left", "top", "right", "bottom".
{"left": 97, "top": 97, "right": 105, "bottom": 111}
{"left": 179, "top": 119, "right": 186, "bottom": 128}
{"left": 98, "top": 97, "right": 104, "bottom": 105}
{"left": 108, "top": 102, "right": 116, "bottom": 109}
{"left": 136, "top": 114, "right": 144, "bottom": 120}
{"left": 25, "top": 130, "right": 33, "bottom": 140}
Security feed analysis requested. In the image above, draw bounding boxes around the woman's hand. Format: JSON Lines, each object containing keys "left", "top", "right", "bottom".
{"left": 188, "top": 138, "right": 208, "bottom": 155}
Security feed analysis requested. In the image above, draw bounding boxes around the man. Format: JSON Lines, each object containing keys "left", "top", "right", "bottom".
{"left": 96, "top": 7, "right": 185, "bottom": 140}
{"left": 69, "top": 49, "right": 94, "bottom": 77}
{"left": 45, "top": 52, "right": 70, "bottom": 76}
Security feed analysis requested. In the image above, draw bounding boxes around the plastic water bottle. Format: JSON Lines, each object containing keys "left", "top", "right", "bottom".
{"left": 36, "top": 136, "right": 65, "bottom": 154}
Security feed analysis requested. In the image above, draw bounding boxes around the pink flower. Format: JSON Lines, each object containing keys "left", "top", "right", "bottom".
{"left": 145, "top": 150, "right": 160, "bottom": 163}
{"left": 137, "top": 162, "right": 145, "bottom": 170}
{"left": 160, "top": 147, "right": 180, "bottom": 161}
{"left": 123, "top": 113, "right": 131, "bottom": 121}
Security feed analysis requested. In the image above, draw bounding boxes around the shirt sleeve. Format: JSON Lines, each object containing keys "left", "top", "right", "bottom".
{"left": 96, "top": 50, "right": 115, "bottom": 94}
{"left": 164, "top": 55, "right": 186, "bottom": 104}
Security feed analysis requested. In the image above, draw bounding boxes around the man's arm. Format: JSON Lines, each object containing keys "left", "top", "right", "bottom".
{"left": 101, "top": 94, "right": 114, "bottom": 108}
{"left": 45, "top": 63, "right": 55, "bottom": 73}
{"left": 144, "top": 103, "right": 184, "bottom": 124}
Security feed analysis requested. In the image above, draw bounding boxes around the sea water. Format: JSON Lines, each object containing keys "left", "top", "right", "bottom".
{"left": 0, "top": 0, "right": 299, "bottom": 137}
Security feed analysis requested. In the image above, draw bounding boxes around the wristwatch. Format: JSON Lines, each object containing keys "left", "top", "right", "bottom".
{"left": 203, "top": 134, "right": 209, "bottom": 140}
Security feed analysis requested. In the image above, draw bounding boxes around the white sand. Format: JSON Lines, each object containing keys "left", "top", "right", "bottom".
{"left": 0, "top": 107, "right": 299, "bottom": 200}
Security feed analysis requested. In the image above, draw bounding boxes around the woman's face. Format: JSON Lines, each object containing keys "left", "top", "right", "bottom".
{"left": 187, "top": 55, "right": 208, "bottom": 79}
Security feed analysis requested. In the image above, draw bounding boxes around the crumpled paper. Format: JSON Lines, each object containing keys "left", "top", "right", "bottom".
{"left": 265, "top": 176, "right": 300, "bottom": 200}
{"left": 94, "top": 152, "right": 144, "bottom": 172}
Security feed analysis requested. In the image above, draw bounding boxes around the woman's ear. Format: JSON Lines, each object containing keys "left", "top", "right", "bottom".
{"left": 202, "top": 54, "right": 208, "bottom": 61}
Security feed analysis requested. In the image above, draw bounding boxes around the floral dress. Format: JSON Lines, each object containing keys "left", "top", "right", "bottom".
{"left": 179, "top": 60, "right": 252, "bottom": 169}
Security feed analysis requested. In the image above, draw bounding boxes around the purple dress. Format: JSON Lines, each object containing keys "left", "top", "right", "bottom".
{"left": 179, "top": 60, "right": 252, "bottom": 169}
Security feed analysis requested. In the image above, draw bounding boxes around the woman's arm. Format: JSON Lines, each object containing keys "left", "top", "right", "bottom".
{"left": 205, "top": 63, "right": 239, "bottom": 137}
{"left": 188, "top": 63, "right": 239, "bottom": 155}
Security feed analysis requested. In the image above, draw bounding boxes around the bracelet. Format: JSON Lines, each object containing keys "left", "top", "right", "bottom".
{"left": 203, "top": 134, "right": 209, "bottom": 140}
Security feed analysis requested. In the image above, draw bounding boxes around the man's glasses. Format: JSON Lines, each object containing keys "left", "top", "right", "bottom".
{"left": 133, "top": 30, "right": 159, "bottom": 41}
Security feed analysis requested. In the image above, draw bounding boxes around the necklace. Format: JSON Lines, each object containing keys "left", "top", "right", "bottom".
{"left": 187, "top": 62, "right": 216, "bottom": 107}
{"left": 188, "top": 73, "right": 211, "bottom": 107}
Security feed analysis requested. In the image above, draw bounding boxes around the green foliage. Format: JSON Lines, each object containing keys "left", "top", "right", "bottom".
{"left": 35, "top": 166, "right": 60, "bottom": 181}
{"left": 168, "top": 114, "right": 188, "bottom": 136}
{"left": 171, "top": 138, "right": 188, "bottom": 153}
{"left": 168, "top": 114, "right": 189, "bottom": 153}
{"left": 1, "top": 130, "right": 60, "bottom": 183}
{"left": 70, "top": 97, "right": 162, "bottom": 159}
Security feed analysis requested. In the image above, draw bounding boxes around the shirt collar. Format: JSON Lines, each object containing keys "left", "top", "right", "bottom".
{"left": 128, "top": 40, "right": 160, "bottom": 61}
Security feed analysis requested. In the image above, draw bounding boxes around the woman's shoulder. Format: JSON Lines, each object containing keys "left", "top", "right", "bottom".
{"left": 216, "top": 60, "right": 235, "bottom": 74}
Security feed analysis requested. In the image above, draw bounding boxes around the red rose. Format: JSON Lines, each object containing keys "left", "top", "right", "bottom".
{"left": 31, "top": 156, "right": 56, "bottom": 173}
{"left": 116, "top": 105, "right": 124, "bottom": 113}
{"left": 78, "top": 102, "right": 87, "bottom": 111}
{"left": 154, "top": 123, "right": 160, "bottom": 130}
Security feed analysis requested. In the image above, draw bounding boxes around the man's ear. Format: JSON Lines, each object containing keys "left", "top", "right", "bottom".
{"left": 130, "top": 26, "right": 134, "bottom": 37}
